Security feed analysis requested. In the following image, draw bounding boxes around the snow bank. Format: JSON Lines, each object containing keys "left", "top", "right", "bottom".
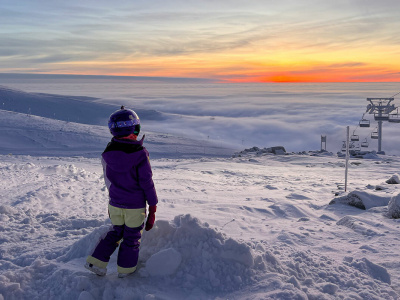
{"left": 388, "top": 193, "right": 400, "bottom": 219}
{"left": 1, "top": 214, "right": 398, "bottom": 299}
{"left": 329, "top": 191, "right": 391, "bottom": 210}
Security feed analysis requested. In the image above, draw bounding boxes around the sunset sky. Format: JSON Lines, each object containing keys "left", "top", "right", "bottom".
{"left": 1, "top": 0, "right": 400, "bottom": 82}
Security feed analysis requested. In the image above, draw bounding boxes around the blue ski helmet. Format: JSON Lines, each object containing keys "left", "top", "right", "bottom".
{"left": 108, "top": 106, "right": 140, "bottom": 137}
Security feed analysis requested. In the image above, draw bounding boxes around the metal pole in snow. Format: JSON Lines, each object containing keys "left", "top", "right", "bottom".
{"left": 378, "top": 120, "right": 383, "bottom": 152}
{"left": 345, "top": 126, "right": 350, "bottom": 192}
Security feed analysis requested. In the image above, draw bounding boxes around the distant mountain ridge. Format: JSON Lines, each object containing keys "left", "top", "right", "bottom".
{"left": 0, "top": 86, "right": 165, "bottom": 125}
{"left": 0, "top": 73, "right": 214, "bottom": 83}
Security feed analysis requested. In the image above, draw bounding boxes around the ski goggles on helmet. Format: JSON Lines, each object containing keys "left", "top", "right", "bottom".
{"left": 108, "top": 119, "right": 140, "bottom": 129}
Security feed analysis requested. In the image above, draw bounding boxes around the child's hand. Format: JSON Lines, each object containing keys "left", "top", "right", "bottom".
{"left": 145, "top": 205, "right": 157, "bottom": 231}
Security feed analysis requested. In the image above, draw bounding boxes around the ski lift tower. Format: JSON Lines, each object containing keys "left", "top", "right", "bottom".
{"left": 366, "top": 97, "right": 396, "bottom": 153}
{"left": 321, "top": 135, "right": 327, "bottom": 151}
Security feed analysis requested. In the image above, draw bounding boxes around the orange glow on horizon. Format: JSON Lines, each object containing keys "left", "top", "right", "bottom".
{"left": 265, "top": 73, "right": 330, "bottom": 83}
{"left": 223, "top": 70, "right": 400, "bottom": 83}
{"left": 28, "top": 68, "right": 400, "bottom": 83}
{"left": 28, "top": 58, "right": 400, "bottom": 83}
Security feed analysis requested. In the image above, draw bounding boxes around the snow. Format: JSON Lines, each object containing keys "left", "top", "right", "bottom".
{"left": 0, "top": 85, "right": 400, "bottom": 299}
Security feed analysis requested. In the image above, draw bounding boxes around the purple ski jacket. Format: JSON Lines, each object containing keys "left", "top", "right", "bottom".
{"left": 101, "top": 136, "right": 158, "bottom": 209}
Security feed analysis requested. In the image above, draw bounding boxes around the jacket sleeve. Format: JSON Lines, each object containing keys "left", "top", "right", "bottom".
{"left": 137, "top": 149, "right": 158, "bottom": 206}
{"left": 101, "top": 156, "right": 112, "bottom": 191}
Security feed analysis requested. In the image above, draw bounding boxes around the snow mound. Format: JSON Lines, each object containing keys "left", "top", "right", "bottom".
{"left": 140, "top": 214, "right": 255, "bottom": 291}
{"left": 386, "top": 174, "right": 400, "bottom": 184}
{"left": 388, "top": 193, "right": 400, "bottom": 219}
{"left": 329, "top": 191, "right": 390, "bottom": 210}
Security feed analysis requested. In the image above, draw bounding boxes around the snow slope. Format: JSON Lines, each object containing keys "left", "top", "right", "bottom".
{"left": 1, "top": 99, "right": 400, "bottom": 299}
{"left": 0, "top": 109, "right": 234, "bottom": 158}
{"left": 0, "top": 86, "right": 165, "bottom": 126}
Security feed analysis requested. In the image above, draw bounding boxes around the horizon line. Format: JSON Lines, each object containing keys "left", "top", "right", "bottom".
{"left": 0, "top": 72, "right": 399, "bottom": 84}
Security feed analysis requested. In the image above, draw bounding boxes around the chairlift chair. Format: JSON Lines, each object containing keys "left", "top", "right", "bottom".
{"left": 349, "top": 143, "right": 361, "bottom": 155}
{"left": 350, "top": 134, "right": 359, "bottom": 141}
{"left": 389, "top": 115, "right": 400, "bottom": 123}
{"left": 361, "top": 139, "right": 369, "bottom": 148}
{"left": 389, "top": 109, "right": 400, "bottom": 123}
{"left": 374, "top": 113, "right": 389, "bottom": 121}
{"left": 371, "top": 131, "right": 379, "bottom": 139}
{"left": 341, "top": 141, "right": 347, "bottom": 152}
{"left": 359, "top": 119, "right": 370, "bottom": 127}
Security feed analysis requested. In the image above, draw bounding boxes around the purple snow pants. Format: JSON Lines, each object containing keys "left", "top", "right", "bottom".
{"left": 91, "top": 223, "right": 144, "bottom": 271}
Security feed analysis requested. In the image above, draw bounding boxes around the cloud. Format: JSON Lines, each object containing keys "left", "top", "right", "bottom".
{"left": 95, "top": 82, "right": 394, "bottom": 153}
{"left": 1, "top": 0, "right": 400, "bottom": 79}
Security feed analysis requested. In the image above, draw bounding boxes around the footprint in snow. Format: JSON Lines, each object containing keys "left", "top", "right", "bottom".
{"left": 265, "top": 185, "right": 278, "bottom": 190}
{"left": 286, "top": 193, "right": 311, "bottom": 200}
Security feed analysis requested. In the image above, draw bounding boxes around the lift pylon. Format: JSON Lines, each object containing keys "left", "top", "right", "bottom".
{"left": 366, "top": 98, "right": 396, "bottom": 153}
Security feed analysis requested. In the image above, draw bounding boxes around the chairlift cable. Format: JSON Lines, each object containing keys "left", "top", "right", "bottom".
{"left": 390, "top": 90, "right": 400, "bottom": 98}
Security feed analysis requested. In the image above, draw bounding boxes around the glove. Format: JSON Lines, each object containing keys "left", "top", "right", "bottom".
{"left": 145, "top": 205, "right": 157, "bottom": 231}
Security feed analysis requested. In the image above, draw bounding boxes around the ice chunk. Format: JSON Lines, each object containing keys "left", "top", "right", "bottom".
{"left": 145, "top": 248, "right": 182, "bottom": 276}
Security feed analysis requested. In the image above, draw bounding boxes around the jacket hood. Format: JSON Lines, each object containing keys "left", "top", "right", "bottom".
{"left": 102, "top": 136, "right": 145, "bottom": 172}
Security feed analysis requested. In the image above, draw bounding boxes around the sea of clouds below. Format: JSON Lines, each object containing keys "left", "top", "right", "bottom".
{"left": 1, "top": 78, "right": 399, "bottom": 155}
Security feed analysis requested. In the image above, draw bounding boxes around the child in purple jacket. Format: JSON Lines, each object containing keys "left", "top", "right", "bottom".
{"left": 85, "top": 106, "right": 158, "bottom": 278}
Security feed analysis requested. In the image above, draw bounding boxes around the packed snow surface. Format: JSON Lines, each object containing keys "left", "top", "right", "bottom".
{"left": 1, "top": 87, "right": 400, "bottom": 299}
